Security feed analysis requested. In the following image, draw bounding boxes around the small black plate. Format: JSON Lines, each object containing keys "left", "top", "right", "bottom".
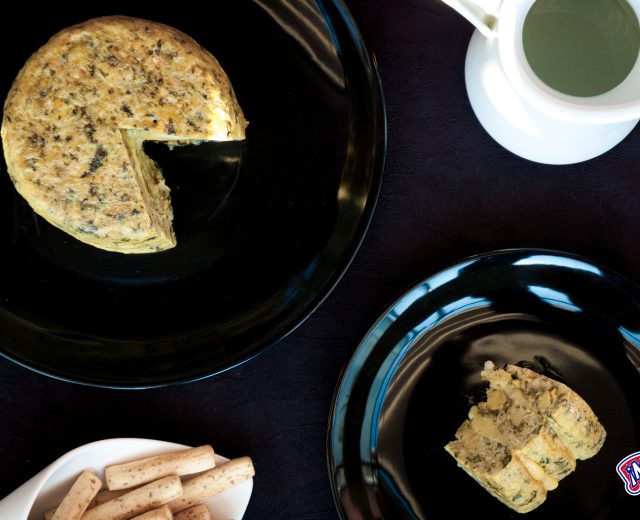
{"left": 328, "top": 249, "right": 640, "bottom": 519}
{"left": 0, "top": 1, "right": 385, "bottom": 387}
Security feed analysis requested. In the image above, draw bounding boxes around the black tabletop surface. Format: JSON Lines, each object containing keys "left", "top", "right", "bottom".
{"left": 3, "top": 1, "right": 640, "bottom": 518}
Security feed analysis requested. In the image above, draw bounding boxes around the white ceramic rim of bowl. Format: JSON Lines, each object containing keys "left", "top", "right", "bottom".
{"left": 0, "top": 438, "right": 253, "bottom": 520}
{"left": 498, "top": 0, "right": 640, "bottom": 124}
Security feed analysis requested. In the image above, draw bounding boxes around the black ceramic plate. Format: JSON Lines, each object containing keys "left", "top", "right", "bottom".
{"left": 0, "top": 1, "right": 385, "bottom": 387}
{"left": 328, "top": 249, "right": 640, "bottom": 519}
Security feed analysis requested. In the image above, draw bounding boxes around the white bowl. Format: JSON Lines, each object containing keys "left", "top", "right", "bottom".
{"left": 0, "top": 438, "right": 253, "bottom": 520}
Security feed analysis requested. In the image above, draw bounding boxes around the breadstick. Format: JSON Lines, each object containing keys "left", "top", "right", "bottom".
{"left": 91, "top": 488, "right": 130, "bottom": 507}
{"left": 131, "top": 504, "right": 174, "bottom": 519}
{"left": 174, "top": 505, "right": 211, "bottom": 520}
{"left": 51, "top": 471, "right": 101, "bottom": 520}
{"left": 105, "top": 446, "right": 216, "bottom": 491}
{"left": 168, "top": 457, "right": 254, "bottom": 513}
{"left": 45, "top": 488, "right": 129, "bottom": 519}
{"left": 82, "top": 475, "right": 183, "bottom": 520}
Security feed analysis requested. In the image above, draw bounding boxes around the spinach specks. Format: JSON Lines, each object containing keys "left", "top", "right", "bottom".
{"left": 84, "top": 122, "right": 97, "bottom": 143}
{"left": 81, "top": 145, "right": 107, "bottom": 178}
{"left": 28, "top": 133, "right": 45, "bottom": 148}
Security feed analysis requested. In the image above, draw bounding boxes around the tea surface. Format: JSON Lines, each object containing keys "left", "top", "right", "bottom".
{"left": 523, "top": 0, "right": 640, "bottom": 96}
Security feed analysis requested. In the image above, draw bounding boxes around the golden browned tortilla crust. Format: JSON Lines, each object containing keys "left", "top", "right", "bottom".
{"left": 2, "top": 16, "right": 247, "bottom": 253}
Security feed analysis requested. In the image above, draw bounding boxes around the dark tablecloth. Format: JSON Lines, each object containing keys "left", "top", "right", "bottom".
{"left": 2, "top": 1, "right": 640, "bottom": 518}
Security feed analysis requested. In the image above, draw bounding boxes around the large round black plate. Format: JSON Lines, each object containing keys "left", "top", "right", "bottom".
{"left": 328, "top": 249, "right": 640, "bottom": 519}
{"left": 0, "top": 1, "right": 385, "bottom": 387}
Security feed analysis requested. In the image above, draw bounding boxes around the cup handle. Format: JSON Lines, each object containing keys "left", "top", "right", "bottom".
{"left": 440, "top": 0, "right": 502, "bottom": 38}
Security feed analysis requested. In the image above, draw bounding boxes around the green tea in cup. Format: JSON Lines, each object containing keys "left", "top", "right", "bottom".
{"left": 523, "top": 0, "right": 640, "bottom": 97}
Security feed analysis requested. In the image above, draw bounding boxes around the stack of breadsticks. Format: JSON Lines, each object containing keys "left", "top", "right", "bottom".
{"left": 42, "top": 445, "right": 254, "bottom": 520}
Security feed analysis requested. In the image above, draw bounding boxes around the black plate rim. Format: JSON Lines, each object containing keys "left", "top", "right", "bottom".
{"left": 0, "top": 0, "right": 387, "bottom": 389}
{"left": 326, "top": 247, "right": 640, "bottom": 519}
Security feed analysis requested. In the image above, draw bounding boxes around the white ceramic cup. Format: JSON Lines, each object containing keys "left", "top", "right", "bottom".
{"left": 0, "top": 438, "right": 253, "bottom": 520}
{"left": 441, "top": 0, "right": 640, "bottom": 163}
